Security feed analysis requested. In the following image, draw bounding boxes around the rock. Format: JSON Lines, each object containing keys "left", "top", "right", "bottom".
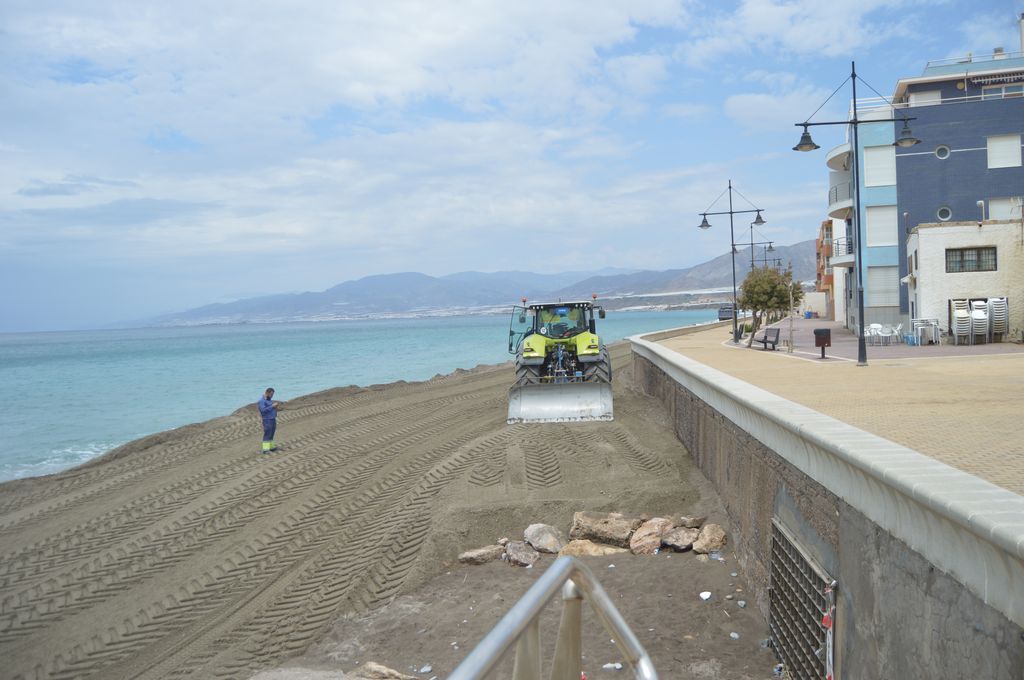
{"left": 662, "top": 527, "right": 700, "bottom": 552}
{"left": 458, "top": 544, "right": 506, "bottom": 565}
{"left": 558, "top": 539, "right": 629, "bottom": 557}
{"left": 497, "top": 537, "right": 509, "bottom": 546}
{"left": 523, "top": 523, "right": 566, "bottom": 554}
{"left": 693, "top": 523, "right": 727, "bottom": 554}
{"left": 677, "top": 515, "right": 706, "bottom": 529}
{"left": 350, "top": 661, "right": 416, "bottom": 679}
{"left": 505, "top": 541, "right": 540, "bottom": 567}
{"left": 568, "top": 511, "right": 644, "bottom": 548}
{"left": 629, "top": 517, "right": 674, "bottom": 555}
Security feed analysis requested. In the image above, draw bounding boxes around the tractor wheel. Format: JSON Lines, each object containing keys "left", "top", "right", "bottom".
{"left": 585, "top": 346, "right": 612, "bottom": 383}
{"left": 514, "top": 358, "right": 541, "bottom": 386}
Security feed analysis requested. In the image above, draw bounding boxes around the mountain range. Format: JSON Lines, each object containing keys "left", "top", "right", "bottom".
{"left": 149, "top": 240, "right": 816, "bottom": 326}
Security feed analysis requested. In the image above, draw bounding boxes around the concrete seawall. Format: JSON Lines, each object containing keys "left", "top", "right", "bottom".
{"left": 630, "top": 330, "right": 1024, "bottom": 679}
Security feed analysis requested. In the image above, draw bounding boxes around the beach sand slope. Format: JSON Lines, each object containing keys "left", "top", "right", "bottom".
{"left": 0, "top": 344, "right": 772, "bottom": 679}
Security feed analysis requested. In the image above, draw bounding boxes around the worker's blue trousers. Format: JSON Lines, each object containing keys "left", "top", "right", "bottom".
{"left": 261, "top": 420, "right": 276, "bottom": 452}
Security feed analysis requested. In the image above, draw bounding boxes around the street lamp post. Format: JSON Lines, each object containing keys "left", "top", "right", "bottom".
{"left": 698, "top": 180, "right": 766, "bottom": 343}
{"left": 792, "top": 61, "right": 920, "bottom": 367}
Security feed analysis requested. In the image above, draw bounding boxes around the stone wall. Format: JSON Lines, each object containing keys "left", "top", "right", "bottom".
{"left": 630, "top": 337, "right": 1024, "bottom": 679}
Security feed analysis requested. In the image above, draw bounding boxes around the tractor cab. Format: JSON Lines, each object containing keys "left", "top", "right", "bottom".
{"left": 508, "top": 301, "right": 605, "bottom": 354}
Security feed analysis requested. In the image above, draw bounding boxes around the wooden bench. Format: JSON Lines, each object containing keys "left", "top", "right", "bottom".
{"left": 755, "top": 327, "right": 780, "bottom": 351}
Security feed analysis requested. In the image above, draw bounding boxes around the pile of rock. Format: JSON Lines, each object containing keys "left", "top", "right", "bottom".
{"left": 458, "top": 512, "right": 727, "bottom": 567}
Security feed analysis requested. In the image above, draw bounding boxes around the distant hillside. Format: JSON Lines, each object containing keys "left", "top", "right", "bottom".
{"left": 148, "top": 242, "right": 815, "bottom": 325}
{"left": 554, "top": 240, "right": 815, "bottom": 298}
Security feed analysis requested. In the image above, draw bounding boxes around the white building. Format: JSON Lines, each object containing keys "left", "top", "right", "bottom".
{"left": 906, "top": 218, "right": 1024, "bottom": 339}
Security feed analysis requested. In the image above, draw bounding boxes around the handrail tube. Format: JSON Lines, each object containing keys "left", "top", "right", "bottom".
{"left": 549, "top": 581, "right": 582, "bottom": 680}
{"left": 448, "top": 557, "right": 658, "bottom": 680}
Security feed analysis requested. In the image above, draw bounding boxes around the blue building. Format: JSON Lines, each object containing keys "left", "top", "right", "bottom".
{"left": 825, "top": 24, "right": 1024, "bottom": 333}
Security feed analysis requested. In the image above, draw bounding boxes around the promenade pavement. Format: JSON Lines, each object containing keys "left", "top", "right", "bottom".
{"left": 655, "top": 317, "right": 1024, "bottom": 496}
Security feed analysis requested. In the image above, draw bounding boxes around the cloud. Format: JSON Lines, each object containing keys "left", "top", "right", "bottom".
{"left": 679, "top": 0, "right": 919, "bottom": 66}
{"left": 16, "top": 174, "right": 138, "bottom": 197}
{"left": 947, "top": 11, "right": 1023, "bottom": 58}
{"left": 724, "top": 85, "right": 836, "bottom": 132}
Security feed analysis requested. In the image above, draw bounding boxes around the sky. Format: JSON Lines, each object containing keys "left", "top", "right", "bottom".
{"left": 2, "top": 1, "right": 1022, "bottom": 331}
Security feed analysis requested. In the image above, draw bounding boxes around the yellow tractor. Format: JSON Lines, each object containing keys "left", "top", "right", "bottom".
{"left": 506, "top": 298, "right": 613, "bottom": 423}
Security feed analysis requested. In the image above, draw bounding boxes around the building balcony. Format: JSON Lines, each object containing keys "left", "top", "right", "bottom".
{"left": 826, "top": 142, "right": 851, "bottom": 171}
{"left": 828, "top": 181, "right": 853, "bottom": 219}
{"left": 831, "top": 237, "right": 854, "bottom": 267}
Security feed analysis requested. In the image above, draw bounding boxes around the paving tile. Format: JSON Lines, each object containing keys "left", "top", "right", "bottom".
{"left": 656, "top": 318, "right": 1024, "bottom": 497}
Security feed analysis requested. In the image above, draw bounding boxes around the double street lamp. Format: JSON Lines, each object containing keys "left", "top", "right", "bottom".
{"left": 792, "top": 61, "right": 920, "bottom": 366}
{"left": 698, "top": 180, "right": 766, "bottom": 343}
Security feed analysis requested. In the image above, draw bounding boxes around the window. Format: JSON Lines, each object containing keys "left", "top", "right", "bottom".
{"left": 866, "top": 205, "right": 898, "bottom": 246}
{"left": 987, "top": 134, "right": 1022, "bottom": 168}
{"left": 913, "top": 250, "right": 918, "bottom": 270}
{"left": 937, "top": 206, "right": 952, "bottom": 221}
{"left": 909, "top": 90, "right": 942, "bottom": 106}
{"left": 945, "top": 247, "right": 997, "bottom": 273}
{"left": 934, "top": 145, "right": 950, "bottom": 159}
{"left": 863, "top": 145, "right": 897, "bottom": 186}
{"left": 982, "top": 83, "right": 1024, "bottom": 100}
{"left": 989, "top": 197, "right": 1023, "bottom": 220}
{"left": 867, "top": 266, "right": 899, "bottom": 306}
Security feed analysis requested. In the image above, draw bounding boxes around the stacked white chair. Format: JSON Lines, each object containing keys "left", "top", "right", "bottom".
{"left": 970, "top": 299, "right": 990, "bottom": 344}
{"left": 951, "top": 300, "right": 972, "bottom": 345}
{"left": 989, "top": 297, "right": 1009, "bottom": 341}
{"left": 877, "top": 324, "right": 895, "bottom": 345}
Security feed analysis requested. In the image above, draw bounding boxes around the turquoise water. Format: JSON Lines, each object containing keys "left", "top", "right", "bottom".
{"left": 0, "top": 310, "right": 715, "bottom": 482}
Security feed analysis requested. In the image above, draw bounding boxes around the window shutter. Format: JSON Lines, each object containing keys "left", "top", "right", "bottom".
{"left": 989, "top": 197, "right": 1023, "bottom": 220}
{"left": 908, "top": 90, "right": 941, "bottom": 106}
{"left": 987, "top": 134, "right": 1022, "bottom": 169}
{"left": 863, "top": 146, "right": 896, "bottom": 186}
{"left": 866, "top": 205, "right": 898, "bottom": 246}
{"left": 867, "top": 266, "right": 898, "bottom": 306}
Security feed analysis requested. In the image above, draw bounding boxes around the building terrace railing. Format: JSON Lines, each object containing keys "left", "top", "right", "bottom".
{"left": 832, "top": 237, "right": 853, "bottom": 257}
{"left": 855, "top": 86, "right": 1024, "bottom": 114}
{"left": 829, "top": 182, "right": 852, "bottom": 205}
{"left": 923, "top": 51, "right": 1024, "bottom": 70}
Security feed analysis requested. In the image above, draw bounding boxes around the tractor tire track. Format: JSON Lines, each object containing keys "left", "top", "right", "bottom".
{"left": 0, "top": 348, "right": 691, "bottom": 680}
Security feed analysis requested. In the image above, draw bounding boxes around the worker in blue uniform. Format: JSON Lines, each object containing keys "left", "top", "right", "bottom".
{"left": 257, "top": 387, "right": 282, "bottom": 453}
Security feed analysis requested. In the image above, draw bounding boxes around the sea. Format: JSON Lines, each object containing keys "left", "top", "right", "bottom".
{"left": 0, "top": 309, "right": 716, "bottom": 483}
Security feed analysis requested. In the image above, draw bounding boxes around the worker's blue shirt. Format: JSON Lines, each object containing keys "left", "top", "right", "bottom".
{"left": 258, "top": 396, "right": 276, "bottom": 422}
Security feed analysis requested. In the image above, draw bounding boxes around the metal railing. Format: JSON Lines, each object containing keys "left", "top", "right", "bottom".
{"left": 828, "top": 182, "right": 851, "bottom": 206}
{"left": 924, "top": 50, "right": 1024, "bottom": 70}
{"left": 856, "top": 87, "right": 1024, "bottom": 113}
{"left": 448, "top": 556, "right": 658, "bottom": 680}
{"left": 832, "top": 237, "right": 853, "bottom": 256}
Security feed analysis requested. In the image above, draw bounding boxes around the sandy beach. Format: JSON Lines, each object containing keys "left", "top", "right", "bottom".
{"left": 0, "top": 343, "right": 774, "bottom": 679}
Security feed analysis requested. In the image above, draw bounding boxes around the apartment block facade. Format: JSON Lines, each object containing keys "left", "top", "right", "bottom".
{"left": 825, "top": 21, "right": 1024, "bottom": 334}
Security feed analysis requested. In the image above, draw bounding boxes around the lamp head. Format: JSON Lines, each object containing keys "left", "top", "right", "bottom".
{"left": 753, "top": 210, "right": 766, "bottom": 226}
{"left": 767, "top": 242, "right": 775, "bottom": 252}
{"left": 894, "top": 119, "right": 921, "bottom": 148}
{"left": 793, "top": 125, "right": 820, "bottom": 152}
{"left": 698, "top": 215, "right": 711, "bottom": 230}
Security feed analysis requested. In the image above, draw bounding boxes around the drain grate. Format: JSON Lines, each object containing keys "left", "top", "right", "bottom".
{"left": 769, "top": 520, "right": 834, "bottom": 680}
